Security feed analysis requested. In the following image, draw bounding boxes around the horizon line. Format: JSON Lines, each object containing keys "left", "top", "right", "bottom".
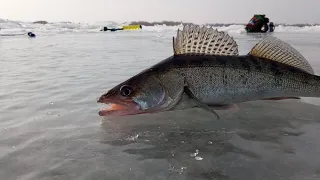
{"left": 1, "top": 18, "right": 320, "bottom": 26}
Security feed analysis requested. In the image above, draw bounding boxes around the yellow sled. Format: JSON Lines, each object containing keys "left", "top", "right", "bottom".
{"left": 122, "top": 25, "right": 142, "bottom": 30}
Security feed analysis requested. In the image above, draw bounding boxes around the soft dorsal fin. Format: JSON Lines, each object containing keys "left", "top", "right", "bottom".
{"left": 249, "top": 36, "right": 314, "bottom": 74}
{"left": 173, "top": 24, "right": 239, "bottom": 56}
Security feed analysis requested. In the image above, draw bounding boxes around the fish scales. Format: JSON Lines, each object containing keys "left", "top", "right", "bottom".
{"left": 154, "top": 54, "right": 320, "bottom": 105}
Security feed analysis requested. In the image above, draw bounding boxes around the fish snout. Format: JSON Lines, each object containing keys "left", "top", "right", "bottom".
{"left": 97, "top": 94, "right": 108, "bottom": 103}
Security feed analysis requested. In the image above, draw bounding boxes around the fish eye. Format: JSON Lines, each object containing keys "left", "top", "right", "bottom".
{"left": 120, "top": 85, "right": 133, "bottom": 97}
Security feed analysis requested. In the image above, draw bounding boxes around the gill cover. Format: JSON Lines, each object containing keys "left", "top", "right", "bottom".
{"left": 131, "top": 74, "right": 166, "bottom": 111}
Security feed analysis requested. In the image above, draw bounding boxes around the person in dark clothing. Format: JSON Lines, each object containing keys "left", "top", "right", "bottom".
{"left": 269, "top": 22, "right": 275, "bottom": 32}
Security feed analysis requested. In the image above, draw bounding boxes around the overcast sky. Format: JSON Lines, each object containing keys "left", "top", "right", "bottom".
{"left": 0, "top": 0, "right": 319, "bottom": 24}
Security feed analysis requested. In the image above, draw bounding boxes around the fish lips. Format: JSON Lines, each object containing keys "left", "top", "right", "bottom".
{"left": 97, "top": 98, "right": 141, "bottom": 116}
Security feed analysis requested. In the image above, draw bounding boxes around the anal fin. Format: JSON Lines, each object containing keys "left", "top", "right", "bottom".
{"left": 209, "top": 104, "right": 239, "bottom": 110}
{"left": 262, "top": 97, "right": 301, "bottom": 100}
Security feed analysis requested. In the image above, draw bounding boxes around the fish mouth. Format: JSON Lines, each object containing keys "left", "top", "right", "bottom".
{"left": 98, "top": 99, "right": 141, "bottom": 116}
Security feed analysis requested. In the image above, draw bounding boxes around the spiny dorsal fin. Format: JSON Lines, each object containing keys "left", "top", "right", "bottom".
{"left": 173, "top": 24, "right": 239, "bottom": 56}
{"left": 249, "top": 36, "right": 314, "bottom": 74}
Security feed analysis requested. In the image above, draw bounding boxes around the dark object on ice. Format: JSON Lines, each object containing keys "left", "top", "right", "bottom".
{"left": 27, "top": 32, "right": 36, "bottom": 38}
{"left": 100, "top": 26, "right": 124, "bottom": 32}
{"left": 245, "top": 14, "right": 272, "bottom": 33}
{"left": 33, "top": 21, "right": 48, "bottom": 24}
{"left": 100, "top": 25, "right": 142, "bottom": 32}
{"left": 269, "top": 22, "right": 275, "bottom": 32}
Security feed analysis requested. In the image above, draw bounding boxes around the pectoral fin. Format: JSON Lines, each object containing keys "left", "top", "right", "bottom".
{"left": 184, "top": 86, "right": 220, "bottom": 119}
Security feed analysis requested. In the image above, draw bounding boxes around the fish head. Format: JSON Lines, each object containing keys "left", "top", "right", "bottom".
{"left": 97, "top": 69, "right": 170, "bottom": 116}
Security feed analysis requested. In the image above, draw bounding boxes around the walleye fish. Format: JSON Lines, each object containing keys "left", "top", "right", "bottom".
{"left": 97, "top": 24, "right": 320, "bottom": 118}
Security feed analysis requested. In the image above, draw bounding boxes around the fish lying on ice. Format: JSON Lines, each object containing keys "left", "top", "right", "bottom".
{"left": 97, "top": 24, "right": 319, "bottom": 118}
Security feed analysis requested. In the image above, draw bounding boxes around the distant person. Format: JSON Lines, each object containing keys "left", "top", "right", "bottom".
{"left": 269, "top": 22, "right": 275, "bottom": 32}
